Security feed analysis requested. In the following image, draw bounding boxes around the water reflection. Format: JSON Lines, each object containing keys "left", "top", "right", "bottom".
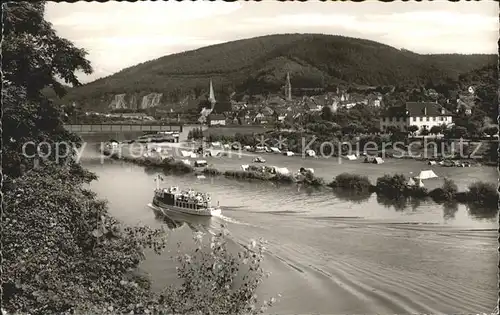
{"left": 331, "top": 189, "right": 372, "bottom": 204}
{"left": 408, "top": 197, "right": 423, "bottom": 211}
{"left": 144, "top": 166, "right": 160, "bottom": 176}
{"left": 296, "top": 185, "right": 324, "bottom": 196}
{"left": 467, "top": 203, "right": 499, "bottom": 220}
{"left": 376, "top": 194, "right": 408, "bottom": 211}
{"left": 442, "top": 202, "right": 459, "bottom": 220}
{"left": 150, "top": 204, "right": 213, "bottom": 233}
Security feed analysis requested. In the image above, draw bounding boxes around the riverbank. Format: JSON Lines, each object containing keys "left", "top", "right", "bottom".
{"left": 102, "top": 145, "right": 498, "bottom": 213}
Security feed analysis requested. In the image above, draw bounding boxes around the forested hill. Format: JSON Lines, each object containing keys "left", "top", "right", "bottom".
{"left": 60, "top": 33, "right": 496, "bottom": 110}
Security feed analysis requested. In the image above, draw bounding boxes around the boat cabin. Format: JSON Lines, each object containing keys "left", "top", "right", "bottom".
{"left": 155, "top": 186, "right": 212, "bottom": 210}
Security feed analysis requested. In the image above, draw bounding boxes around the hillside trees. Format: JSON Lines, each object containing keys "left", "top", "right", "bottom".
{"left": 58, "top": 33, "right": 495, "bottom": 110}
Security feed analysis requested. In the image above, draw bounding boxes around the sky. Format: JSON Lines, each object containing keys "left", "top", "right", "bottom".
{"left": 45, "top": 1, "right": 499, "bottom": 83}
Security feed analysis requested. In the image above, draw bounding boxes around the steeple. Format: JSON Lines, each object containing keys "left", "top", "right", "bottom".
{"left": 285, "top": 72, "right": 292, "bottom": 101}
{"left": 208, "top": 79, "right": 216, "bottom": 109}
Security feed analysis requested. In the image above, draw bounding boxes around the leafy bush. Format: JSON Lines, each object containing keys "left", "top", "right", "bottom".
{"left": 405, "top": 186, "right": 429, "bottom": 198}
{"left": 466, "top": 181, "right": 499, "bottom": 207}
{"left": 429, "top": 178, "right": 458, "bottom": 202}
{"left": 202, "top": 167, "right": 222, "bottom": 176}
{"left": 160, "top": 159, "right": 195, "bottom": 174}
{"left": 69, "top": 230, "right": 276, "bottom": 315}
{"left": 301, "top": 171, "right": 325, "bottom": 187}
{"left": 159, "top": 230, "right": 276, "bottom": 315}
{"left": 375, "top": 174, "right": 408, "bottom": 197}
{"left": 328, "top": 173, "right": 372, "bottom": 191}
{"left": 225, "top": 170, "right": 270, "bottom": 181}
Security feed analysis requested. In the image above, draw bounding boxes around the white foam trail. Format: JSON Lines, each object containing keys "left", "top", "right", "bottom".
{"left": 213, "top": 212, "right": 251, "bottom": 226}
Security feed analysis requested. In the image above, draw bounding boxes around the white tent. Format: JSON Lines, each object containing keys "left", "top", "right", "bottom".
{"left": 211, "top": 142, "right": 222, "bottom": 147}
{"left": 273, "top": 167, "right": 290, "bottom": 175}
{"left": 285, "top": 151, "right": 294, "bottom": 156}
{"left": 345, "top": 154, "right": 357, "bottom": 161}
{"left": 181, "top": 159, "right": 191, "bottom": 165}
{"left": 190, "top": 153, "right": 198, "bottom": 158}
{"left": 415, "top": 170, "right": 438, "bottom": 180}
{"left": 305, "top": 149, "right": 316, "bottom": 157}
{"left": 241, "top": 164, "right": 249, "bottom": 171}
{"left": 180, "top": 150, "right": 192, "bottom": 157}
{"left": 270, "top": 147, "right": 281, "bottom": 154}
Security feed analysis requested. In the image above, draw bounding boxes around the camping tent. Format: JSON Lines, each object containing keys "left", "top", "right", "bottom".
{"left": 285, "top": 151, "right": 294, "bottom": 156}
{"left": 345, "top": 154, "right": 357, "bottom": 161}
{"left": 415, "top": 170, "right": 438, "bottom": 180}
{"left": 180, "top": 150, "right": 192, "bottom": 157}
{"left": 373, "top": 157, "right": 384, "bottom": 164}
{"left": 273, "top": 167, "right": 290, "bottom": 175}
{"left": 241, "top": 164, "right": 249, "bottom": 171}
{"left": 270, "top": 147, "right": 281, "bottom": 154}
{"left": 305, "top": 150, "right": 316, "bottom": 157}
{"left": 181, "top": 159, "right": 191, "bottom": 165}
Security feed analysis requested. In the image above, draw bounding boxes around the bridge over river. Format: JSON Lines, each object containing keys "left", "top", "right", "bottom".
{"left": 64, "top": 123, "right": 204, "bottom": 142}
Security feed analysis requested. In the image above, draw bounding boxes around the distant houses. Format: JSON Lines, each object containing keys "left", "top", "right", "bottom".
{"left": 380, "top": 102, "right": 453, "bottom": 133}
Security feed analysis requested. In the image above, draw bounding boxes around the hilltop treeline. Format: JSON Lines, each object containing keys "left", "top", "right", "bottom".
{"left": 57, "top": 34, "right": 495, "bottom": 110}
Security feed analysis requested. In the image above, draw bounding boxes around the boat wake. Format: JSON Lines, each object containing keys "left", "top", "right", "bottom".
{"left": 147, "top": 203, "right": 251, "bottom": 227}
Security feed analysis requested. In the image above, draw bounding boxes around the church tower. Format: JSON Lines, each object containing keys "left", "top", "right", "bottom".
{"left": 285, "top": 72, "right": 292, "bottom": 101}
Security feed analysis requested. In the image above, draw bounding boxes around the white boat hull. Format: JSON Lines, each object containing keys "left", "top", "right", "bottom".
{"left": 152, "top": 199, "right": 221, "bottom": 217}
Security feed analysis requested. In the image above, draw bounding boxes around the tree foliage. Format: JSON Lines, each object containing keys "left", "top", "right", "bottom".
{"left": 3, "top": 2, "right": 92, "bottom": 99}
{"left": 2, "top": 3, "right": 273, "bottom": 314}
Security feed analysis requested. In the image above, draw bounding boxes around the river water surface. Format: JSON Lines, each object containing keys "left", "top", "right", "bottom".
{"left": 82, "top": 144, "right": 498, "bottom": 314}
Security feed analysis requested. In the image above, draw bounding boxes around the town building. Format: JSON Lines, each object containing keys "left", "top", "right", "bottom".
{"left": 380, "top": 102, "right": 453, "bottom": 133}
{"left": 208, "top": 114, "right": 226, "bottom": 126}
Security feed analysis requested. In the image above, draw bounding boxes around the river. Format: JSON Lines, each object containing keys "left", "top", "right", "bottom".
{"left": 82, "top": 142, "right": 498, "bottom": 314}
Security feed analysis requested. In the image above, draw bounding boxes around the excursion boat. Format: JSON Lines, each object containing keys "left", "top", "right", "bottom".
{"left": 152, "top": 175, "right": 221, "bottom": 217}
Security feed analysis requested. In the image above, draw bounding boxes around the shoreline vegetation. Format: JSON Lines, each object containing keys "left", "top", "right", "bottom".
{"left": 107, "top": 148, "right": 498, "bottom": 212}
